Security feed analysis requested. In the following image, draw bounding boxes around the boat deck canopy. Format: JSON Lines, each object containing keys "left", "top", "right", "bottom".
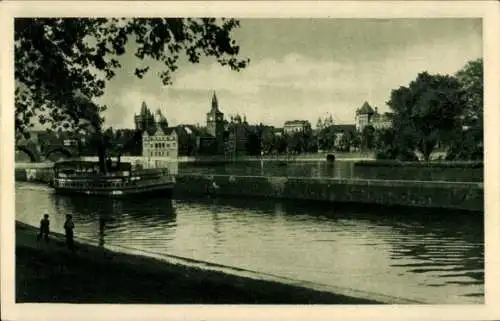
{"left": 54, "top": 160, "right": 132, "bottom": 172}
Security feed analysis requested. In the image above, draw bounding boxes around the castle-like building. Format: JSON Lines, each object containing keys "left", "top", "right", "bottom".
{"left": 355, "top": 101, "right": 391, "bottom": 132}
{"left": 138, "top": 91, "right": 227, "bottom": 159}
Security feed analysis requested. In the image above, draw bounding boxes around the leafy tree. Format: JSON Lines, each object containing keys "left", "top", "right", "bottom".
{"left": 275, "top": 134, "right": 287, "bottom": 155}
{"left": 387, "top": 72, "right": 464, "bottom": 161}
{"left": 318, "top": 126, "right": 337, "bottom": 151}
{"left": 373, "top": 127, "right": 418, "bottom": 161}
{"left": 15, "top": 18, "right": 249, "bottom": 171}
{"left": 306, "top": 133, "right": 318, "bottom": 153}
{"left": 260, "top": 128, "right": 277, "bottom": 155}
{"left": 245, "top": 127, "right": 262, "bottom": 156}
{"left": 456, "top": 58, "right": 483, "bottom": 127}
{"left": 360, "top": 125, "right": 375, "bottom": 150}
{"left": 447, "top": 58, "right": 483, "bottom": 160}
{"left": 285, "top": 130, "right": 315, "bottom": 154}
{"left": 117, "top": 129, "right": 143, "bottom": 156}
{"left": 350, "top": 133, "right": 361, "bottom": 151}
{"left": 286, "top": 132, "right": 303, "bottom": 154}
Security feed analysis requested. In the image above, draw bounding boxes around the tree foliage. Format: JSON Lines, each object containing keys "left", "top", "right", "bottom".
{"left": 360, "top": 125, "right": 375, "bottom": 150}
{"left": 15, "top": 17, "right": 249, "bottom": 141}
{"left": 456, "top": 58, "right": 483, "bottom": 127}
{"left": 446, "top": 58, "right": 483, "bottom": 160}
{"left": 373, "top": 127, "right": 418, "bottom": 161}
{"left": 317, "top": 126, "right": 337, "bottom": 151}
{"left": 15, "top": 18, "right": 249, "bottom": 171}
{"left": 386, "top": 72, "right": 464, "bottom": 161}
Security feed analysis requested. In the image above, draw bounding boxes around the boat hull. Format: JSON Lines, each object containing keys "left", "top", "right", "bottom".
{"left": 52, "top": 183, "right": 174, "bottom": 198}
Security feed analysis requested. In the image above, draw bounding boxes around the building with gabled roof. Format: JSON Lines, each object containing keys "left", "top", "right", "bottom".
{"left": 355, "top": 101, "right": 375, "bottom": 132}
{"left": 355, "top": 101, "right": 391, "bottom": 132}
{"left": 142, "top": 125, "right": 178, "bottom": 158}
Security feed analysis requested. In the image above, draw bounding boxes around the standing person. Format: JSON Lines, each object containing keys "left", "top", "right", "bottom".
{"left": 208, "top": 179, "right": 219, "bottom": 198}
{"left": 37, "top": 214, "right": 50, "bottom": 243}
{"left": 64, "top": 214, "right": 75, "bottom": 252}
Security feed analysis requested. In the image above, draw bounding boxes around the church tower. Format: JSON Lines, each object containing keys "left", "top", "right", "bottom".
{"left": 206, "top": 91, "right": 224, "bottom": 138}
{"left": 206, "top": 91, "right": 225, "bottom": 154}
{"left": 135, "top": 101, "right": 152, "bottom": 131}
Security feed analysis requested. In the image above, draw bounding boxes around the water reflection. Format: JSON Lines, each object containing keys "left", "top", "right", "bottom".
{"left": 15, "top": 182, "right": 483, "bottom": 303}
{"left": 50, "top": 193, "right": 177, "bottom": 247}
{"left": 99, "top": 218, "right": 105, "bottom": 247}
{"left": 174, "top": 196, "right": 484, "bottom": 292}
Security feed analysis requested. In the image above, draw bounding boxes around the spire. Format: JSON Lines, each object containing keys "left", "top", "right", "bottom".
{"left": 140, "top": 101, "right": 148, "bottom": 114}
{"left": 154, "top": 109, "right": 163, "bottom": 123}
{"left": 211, "top": 91, "right": 218, "bottom": 111}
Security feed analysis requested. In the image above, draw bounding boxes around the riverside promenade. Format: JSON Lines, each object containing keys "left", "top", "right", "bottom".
{"left": 16, "top": 221, "right": 419, "bottom": 304}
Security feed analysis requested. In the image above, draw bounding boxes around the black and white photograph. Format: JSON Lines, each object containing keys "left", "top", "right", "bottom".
{"left": 1, "top": 1, "right": 499, "bottom": 321}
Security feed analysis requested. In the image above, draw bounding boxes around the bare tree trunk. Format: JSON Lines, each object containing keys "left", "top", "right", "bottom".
{"left": 420, "top": 140, "right": 432, "bottom": 162}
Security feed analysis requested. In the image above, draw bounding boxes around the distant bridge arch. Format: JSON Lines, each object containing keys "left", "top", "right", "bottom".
{"left": 16, "top": 131, "right": 82, "bottom": 163}
{"left": 45, "top": 147, "right": 74, "bottom": 161}
{"left": 15, "top": 145, "right": 40, "bottom": 163}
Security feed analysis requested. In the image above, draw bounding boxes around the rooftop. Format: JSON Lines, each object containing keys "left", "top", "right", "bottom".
{"left": 356, "top": 101, "right": 375, "bottom": 115}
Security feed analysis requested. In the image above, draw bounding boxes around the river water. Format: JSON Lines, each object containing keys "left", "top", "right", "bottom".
{"left": 15, "top": 182, "right": 484, "bottom": 304}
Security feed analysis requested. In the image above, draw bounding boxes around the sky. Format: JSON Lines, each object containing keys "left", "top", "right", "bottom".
{"left": 95, "top": 18, "right": 482, "bottom": 129}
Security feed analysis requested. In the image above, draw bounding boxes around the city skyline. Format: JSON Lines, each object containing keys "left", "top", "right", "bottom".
{"left": 6, "top": 2, "right": 493, "bottom": 314}
{"left": 94, "top": 18, "right": 482, "bottom": 130}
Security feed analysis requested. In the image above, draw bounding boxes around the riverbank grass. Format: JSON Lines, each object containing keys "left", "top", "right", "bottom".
{"left": 16, "top": 222, "right": 380, "bottom": 304}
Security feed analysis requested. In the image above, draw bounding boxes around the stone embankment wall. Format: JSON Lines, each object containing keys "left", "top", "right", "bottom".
{"left": 353, "top": 161, "right": 483, "bottom": 182}
{"left": 174, "top": 174, "right": 483, "bottom": 212}
{"left": 15, "top": 167, "right": 54, "bottom": 184}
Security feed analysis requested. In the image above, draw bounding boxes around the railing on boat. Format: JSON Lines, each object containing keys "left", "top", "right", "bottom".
{"left": 56, "top": 168, "right": 170, "bottom": 178}
{"left": 53, "top": 173, "right": 175, "bottom": 190}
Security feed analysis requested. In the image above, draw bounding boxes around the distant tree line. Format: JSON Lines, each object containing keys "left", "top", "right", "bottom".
{"left": 79, "top": 128, "right": 143, "bottom": 157}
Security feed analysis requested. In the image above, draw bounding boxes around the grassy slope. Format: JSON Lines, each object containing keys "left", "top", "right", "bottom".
{"left": 16, "top": 223, "right": 380, "bottom": 304}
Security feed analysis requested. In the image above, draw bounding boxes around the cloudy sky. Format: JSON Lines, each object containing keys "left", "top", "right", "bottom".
{"left": 96, "top": 18, "right": 482, "bottom": 129}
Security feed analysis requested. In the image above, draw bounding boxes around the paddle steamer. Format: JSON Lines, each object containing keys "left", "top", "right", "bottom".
{"left": 50, "top": 160, "right": 175, "bottom": 197}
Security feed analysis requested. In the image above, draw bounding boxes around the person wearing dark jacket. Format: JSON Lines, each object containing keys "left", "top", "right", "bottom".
{"left": 64, "top": 214, "right": 75, "bottom": 251}
{"left": 37, "top": 214, "right": 50, "bottom": 243}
